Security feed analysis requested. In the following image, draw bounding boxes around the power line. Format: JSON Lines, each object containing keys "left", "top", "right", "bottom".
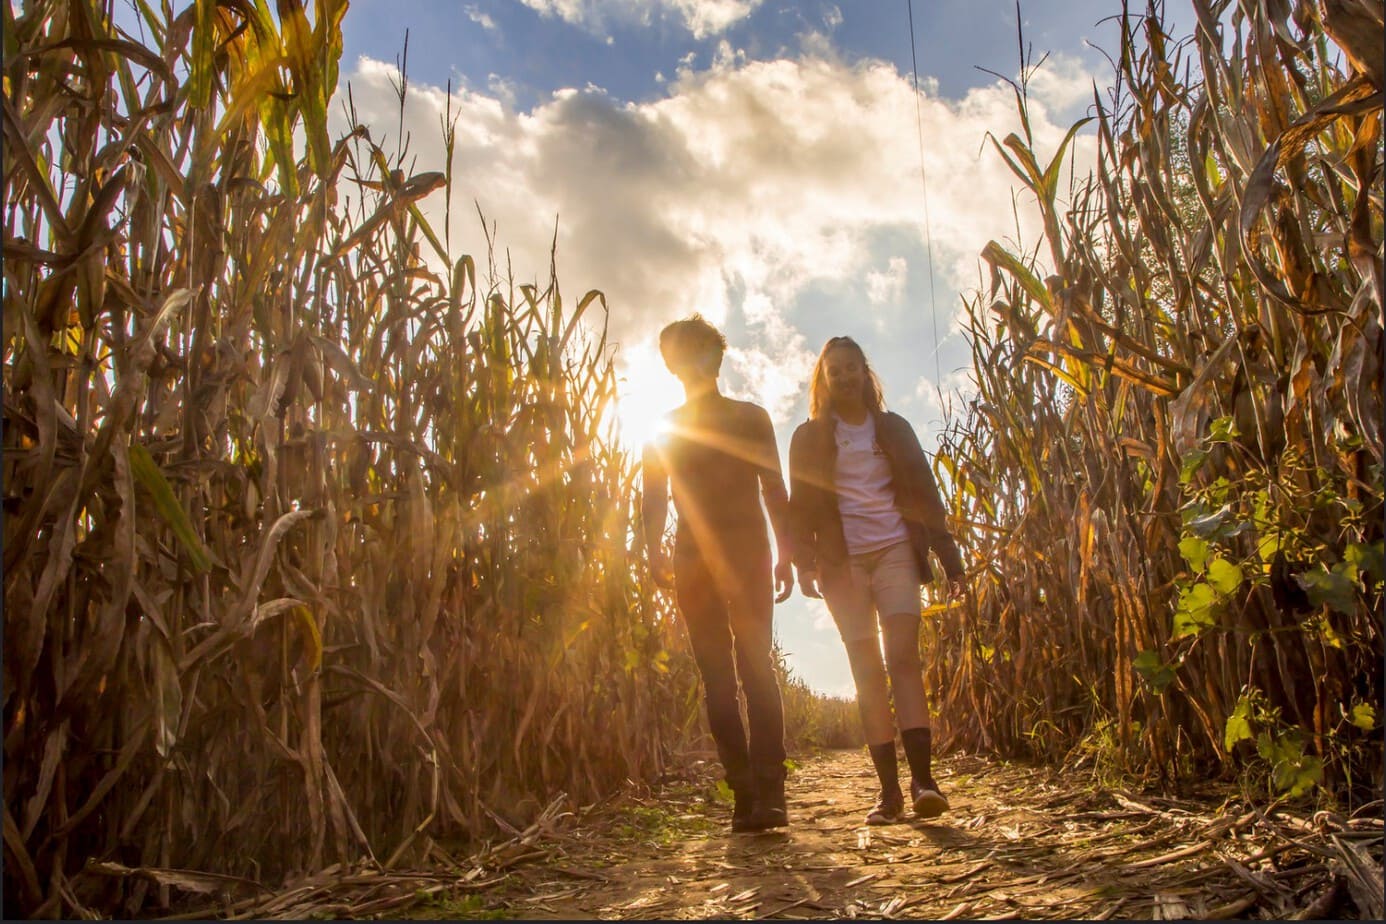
{"left": 906, "top": 0, "right": 943, "bottom": 388}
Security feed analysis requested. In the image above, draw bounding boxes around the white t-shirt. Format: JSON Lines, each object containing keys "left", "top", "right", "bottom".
{"left": 833, "top": 415, "right": 909, "bottom": 555}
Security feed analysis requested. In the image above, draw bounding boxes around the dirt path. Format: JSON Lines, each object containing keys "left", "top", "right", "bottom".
{"left": 181, "top": 747, "right": 1379, "bottom": 919}
{"left": 399, "top": 748, "right": 1381, "bottom": 921}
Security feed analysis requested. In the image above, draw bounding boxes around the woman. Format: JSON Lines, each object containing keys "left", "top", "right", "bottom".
{"left": 788, "top": 336, "right": 966, "bottom": 825}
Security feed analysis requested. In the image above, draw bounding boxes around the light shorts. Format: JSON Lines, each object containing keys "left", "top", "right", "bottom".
{"left": 820, "top": 540, "right": 922, "bottom": 643}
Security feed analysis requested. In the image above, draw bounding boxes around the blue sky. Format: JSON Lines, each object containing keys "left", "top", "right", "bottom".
{"left": 332, "top": 0, "right": 1194, "bottom": 697}
{"left": 341, "top": 1, "right": 1154, "bottom": 107}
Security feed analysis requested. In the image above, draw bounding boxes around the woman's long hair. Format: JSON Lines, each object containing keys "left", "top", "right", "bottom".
{"left": 808, "top": 336, "right": 886, "bottom": 420}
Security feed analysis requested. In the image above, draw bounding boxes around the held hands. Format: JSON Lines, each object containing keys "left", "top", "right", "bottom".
{"left": 774, "top": 560, "right": 794, "bottom": 603}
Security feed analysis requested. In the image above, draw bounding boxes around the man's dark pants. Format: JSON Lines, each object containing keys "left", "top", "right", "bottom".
{"left": 674, "top": 534, "right": 786, "bottom": 792}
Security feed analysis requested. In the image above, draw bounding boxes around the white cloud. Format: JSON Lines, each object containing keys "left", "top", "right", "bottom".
{"left": 517, "top": 0, "right": 763, "bottom": 39}
{"left": 1024, "top": 52, "right": 1101, "bottom": 120}
{"left": 334, "top": 48, "right": 1101, "bottom": 421}
{"left": 464, "top": 5, "right": 498, "bottom": 31}
{"left": 804, "top": 598, "right": 835, "bottom": 633}
{"left": 904, "top": 362, "right": 979, "bottom": 436}
{"left": 485, "top": 73, "right": 518, "bottom": 108}
{"left": 865, "top": 256, "right": 908, "bottom": 305}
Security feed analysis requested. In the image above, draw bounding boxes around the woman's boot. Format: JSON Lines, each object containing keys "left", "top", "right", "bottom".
{"left": 901, "top": 726, "right": 948, "bottom": 818}
{"left": 865, "top": 741, "right": 905, "bottom": 825}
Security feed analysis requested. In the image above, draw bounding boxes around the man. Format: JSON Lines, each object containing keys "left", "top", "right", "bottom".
{"left": 642, "top": 315, "right": 794, "bottom": 833}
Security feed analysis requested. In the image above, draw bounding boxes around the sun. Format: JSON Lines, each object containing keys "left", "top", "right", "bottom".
{"left": 613, "top": 341, "right": 684, "bottom": 450}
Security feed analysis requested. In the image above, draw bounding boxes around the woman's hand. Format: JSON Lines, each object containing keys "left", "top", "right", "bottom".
{"left": 798, "top": 569, "right": 822, "bottom": 599}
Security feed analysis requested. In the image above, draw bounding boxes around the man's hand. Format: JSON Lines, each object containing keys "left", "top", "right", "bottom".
{"left": 774, "top": 561, "right": 793, "bottom": 603}
{"left": 649, "top": 551, "right": 675, "bottom": 590}
{"left": 798, "top": 569, "right": 822, "bottom": 599}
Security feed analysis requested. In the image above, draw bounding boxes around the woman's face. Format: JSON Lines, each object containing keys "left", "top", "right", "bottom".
{"left": 823, "top": 345, "right": 865, "bottom": 405}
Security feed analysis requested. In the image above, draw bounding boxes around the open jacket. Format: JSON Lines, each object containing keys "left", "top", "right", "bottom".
{"left": 787, "top": 411, "right": 964, "bottom": 584}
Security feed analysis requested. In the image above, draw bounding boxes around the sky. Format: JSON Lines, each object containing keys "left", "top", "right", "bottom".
{"left": 332, "top": 0, "right": 1194, "bottom": 698}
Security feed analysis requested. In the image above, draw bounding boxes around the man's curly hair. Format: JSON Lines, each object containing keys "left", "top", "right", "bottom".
{"left": 659, "top": 314, "right": 727, "bottom": 376}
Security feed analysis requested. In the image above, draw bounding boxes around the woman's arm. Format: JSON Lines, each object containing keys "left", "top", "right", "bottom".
{"left": 787, "top": 423, "right": 824, "bottom": 598}
{"left": 892, "top": 415, "right": 965, "bottom": 581}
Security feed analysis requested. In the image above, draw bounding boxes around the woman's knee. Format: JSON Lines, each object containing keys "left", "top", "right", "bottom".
{"left": 881, "top": 616, "right": 923, "bottom": 676}
{"left": 883, "top": 644, "right": 921, "bottom": 677}
{"left": 844, "top": 638, "right": 887, "bottom": 684}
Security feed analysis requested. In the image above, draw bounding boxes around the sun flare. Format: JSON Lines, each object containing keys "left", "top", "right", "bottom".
{"left": 613, "top": 342, "right": 685, "bottom": 450}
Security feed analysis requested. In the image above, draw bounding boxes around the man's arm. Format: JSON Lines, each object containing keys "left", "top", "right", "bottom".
{"left": 750, "top": 406, "right": 794, "bottom": 602}
{"left": 641, "top": 439, "right": 675, "bottom": 588}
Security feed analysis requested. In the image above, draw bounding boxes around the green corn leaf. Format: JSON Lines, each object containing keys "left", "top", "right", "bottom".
{"left": 188, "top": 0, "right": 215, "bottom": 110}
{"left": 981, "top": 241, "right": 1052, "bottom": 310}
{"left": 129, "top": 444, "right": 212, "bottom": 573}
{"left": 1041, "top": 117, "right": 1095, "bottom": 201}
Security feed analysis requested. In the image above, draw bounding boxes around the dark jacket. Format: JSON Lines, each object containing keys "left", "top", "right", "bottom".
{"left": 787, "top": 411, "right": 964, "bottom": 583}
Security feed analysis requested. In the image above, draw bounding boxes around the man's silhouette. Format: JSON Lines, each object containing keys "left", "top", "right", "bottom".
{"left": 642, "top": 315, "right": 793, "bottom": 832}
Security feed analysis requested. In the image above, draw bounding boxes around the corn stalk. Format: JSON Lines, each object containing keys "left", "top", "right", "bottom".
{"left": 930, "top": 0, "right": 1383, "bottom": 799}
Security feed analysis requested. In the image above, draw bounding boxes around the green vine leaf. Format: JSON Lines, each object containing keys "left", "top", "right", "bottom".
{"left": 1173, "top": 581, "right": 1218, "bottom": 639}
{"left": 1296, "top": 567, "right": 1356, "bottom": 616}
{"left": 1224, "top": 697, "right": 1255, "bottom": 752}
{"left": 1133, "top": 650, "right": 1177, "bottom": 695}
{"left": 1179, "top": 536, "right": 1210, "bottom": 573}
{"left": 1345, "top": 541, "right": 1385, "bottom": 584}
{"left": 1207, "top": 557, "right": 1243, "bottom": 595}
{"left": 1349, "top": 702, "right": 1376, "bottom": 731}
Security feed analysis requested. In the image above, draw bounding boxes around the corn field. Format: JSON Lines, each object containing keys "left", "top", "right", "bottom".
{"left": 929, "top": 0, "right": 1382, "bottom": 799}
{"left": 3, "top": 0, "right": 1381, "bottom": 918}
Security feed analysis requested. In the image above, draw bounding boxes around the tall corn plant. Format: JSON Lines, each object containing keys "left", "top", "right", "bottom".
{"left": 929, "top": 0, "right": 1382, "bottom": 798}
{"left": 3, "top": 1, "right": 701, "bottom": 917}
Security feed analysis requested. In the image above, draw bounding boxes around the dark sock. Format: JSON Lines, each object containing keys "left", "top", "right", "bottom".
{"left": 868, "top": 741, "right": 902, "bottom": 799}
{"left": 900, "top": 727, "right": 936, "bottom": 788}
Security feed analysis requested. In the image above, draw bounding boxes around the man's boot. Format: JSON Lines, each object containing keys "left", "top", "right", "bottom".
{"left": 901, "top": 726, "right": 949, "bottom": 818}
{"left": 748, "top": 766, "right": 788, "bottom": 830}
{"left": 728, "top": 770, "right": 759, "bottom": 833}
